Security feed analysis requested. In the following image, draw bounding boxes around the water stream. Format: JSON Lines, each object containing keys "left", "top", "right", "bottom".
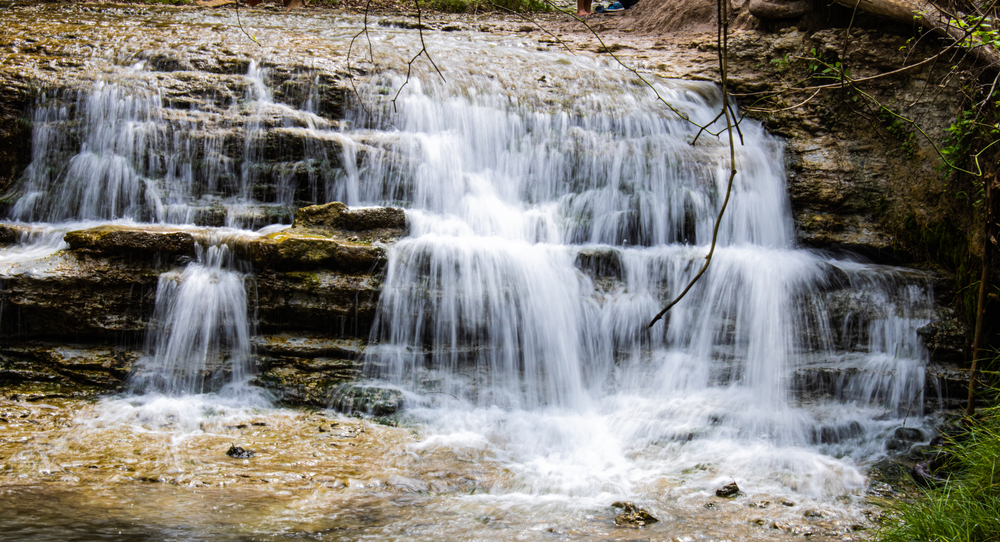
{"left": 0, "top": 4, "right": 943, "bottom": 540}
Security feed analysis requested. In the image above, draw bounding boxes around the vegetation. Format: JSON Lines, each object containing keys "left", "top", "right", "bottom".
{"left": 877, "top": 387, "right": 1000, "bottom": 542}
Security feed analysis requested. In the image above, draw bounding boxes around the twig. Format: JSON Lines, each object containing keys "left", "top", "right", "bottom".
{"left": 649, "top": 0, "right": 738, "bottom": 327}
{"left": 235, "top": 0, "right": 262, "bottom": 47}
{"left": 346, "top": 0, "right": 376, "bottom": 117}
{"left": 391, "top": 0, "right": 446, "bottom": 112}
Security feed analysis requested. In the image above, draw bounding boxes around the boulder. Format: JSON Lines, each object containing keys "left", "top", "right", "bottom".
{"left": 611, "top": 501, "right": 660, "bottom": 528}
{"left": 292, "top": 201, "right": 406, "bottom": 235}
{"left": 716, "top": 482, "right": 741, "bottom": 497}
{"left": 64, "top": 226, "right": 197, "bottom": 258}
{"left": 330, "top": 385, "right": 404, "bottom": 416}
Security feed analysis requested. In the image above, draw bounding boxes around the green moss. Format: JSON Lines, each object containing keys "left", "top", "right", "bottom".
{"left": 284, "top": 271, "right": 322, "bottom": 291}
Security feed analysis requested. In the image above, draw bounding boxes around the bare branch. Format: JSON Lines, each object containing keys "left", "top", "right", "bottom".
{"left": 346, "top": 0, "right": 375, "bottom": 117}
{"left": 391, "top": 0, "right": 446, "bottom": 112}
{"left": 235, "top": 0, "right": 262, "bottom": 47}
{"left": 650, "top": 0, "right": 739, "bottom": 328}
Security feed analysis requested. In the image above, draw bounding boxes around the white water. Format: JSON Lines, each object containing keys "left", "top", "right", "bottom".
{"left": 0, "top": 17, "right": 940, "bottom": 533}
{"left": 348, "top": 64, "right": 937, "bottom": 503}
{"left": 126, "top": 243, "right": 262, "bottom": 402}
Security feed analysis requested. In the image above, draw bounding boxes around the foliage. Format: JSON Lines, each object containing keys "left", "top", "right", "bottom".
{"left": 953, "top": 15, "right": 1000, "bottom": 50}
{"left": 876, "top": 391, "right": 1000, "bottom": 542}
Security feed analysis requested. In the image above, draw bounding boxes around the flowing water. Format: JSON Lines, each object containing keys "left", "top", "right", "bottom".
{"left": 0, "top": 3, "right": 944, "bottom": 540}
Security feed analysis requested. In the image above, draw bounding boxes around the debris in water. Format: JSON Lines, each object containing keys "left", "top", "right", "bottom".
{"left": 611, "top": 501, "right": 659, "bottom": 528}
{"left": 226, "top": 444, "right": 255, "bottom": 458}
{"left": 911, "top": 461, "right": 946, "bottom": 487}
{"left": 716, "top": 482, "right": 740, "bottom": 497}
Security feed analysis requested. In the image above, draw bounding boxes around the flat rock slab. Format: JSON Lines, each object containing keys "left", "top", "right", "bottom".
{"left": 64, "top": 226, "right": 197, "bottom": 257}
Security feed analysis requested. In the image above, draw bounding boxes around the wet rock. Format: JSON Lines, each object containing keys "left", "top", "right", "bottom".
{"left": 803, "top": 509, "right": 824, "bottom": 518}
{"left": 811, "top": 420, "right": 864, "bottom": 444}
{"left": 0, "top": 104, "right": 31, "bottom": 198}
{"left": 252, "top": 335, "right": 365, "bottom": 359}
{"left": 226, "top": 445, "right": 255, "bottom": 458}
{"left": 611, "top": 501, "right": 659, "bottom": 528}
{"left": 0, "top": 224, "right": 21, "bottom": 246}
{"left": 247, "top": 231, "right": 387, "bottom": 273}
{"left": 252, "top": 270, "right": 381, "bottom": 338}
{"left": 255, "top": 358, "right": 359, "bottom": 408}
{"left": 894, "top": 426, "right": 925, "bottom": 442}
{"left": 292, "top": 201, "right": 406, "bottom": 235}
{"left": 716, "top": 482, "right": 741, "bottom": 497}
{"left": 575, "top": 247, "right": 623, "bottom": 280}
{"left": 330, "top": 385, "right": 404, "bottom": 416}
{"left": 886, "top": 438, "right": 911, "bottom": 452}
{"left": 867, "top": 458, "right": 915, "bottom": 497}
{"left": 917, "top": 319, "right": 967, "bottom": 363}
{"left": 0, "top": 252, "right": 160, "bottom": 340}
{"left": 64, "top": 226, "right": 197, "bottom": 258}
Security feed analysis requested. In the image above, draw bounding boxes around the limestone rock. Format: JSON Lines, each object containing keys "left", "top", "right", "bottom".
{"left": 612, "top": 501, "right": 660, "bottom": 528}
{"left": 292, "top": 201, "right": 406, "bottom": 235}
{"left": 330, "top": 385, "right": 404, "bottom": 416}
{"left": 716, "top": 482, "right": 741, "bottom": 497}
{"left": 917, "top": 319, "right": 967, "bottom": 363}
{"left": 253, "top": 337, "right": 363, "bottom": 407}
{"left": 64, "top": 226, "right": 197, "bottom": 258}
{"left": 247, "top": 231, "right": 387, "bottom": 273}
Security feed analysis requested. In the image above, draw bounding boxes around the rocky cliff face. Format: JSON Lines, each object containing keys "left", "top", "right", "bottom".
{"left": 0, "top": 2, "right": 973, "bottom": 409}
{"left": 0, "top": 205, "right": 400, "bottom": 406}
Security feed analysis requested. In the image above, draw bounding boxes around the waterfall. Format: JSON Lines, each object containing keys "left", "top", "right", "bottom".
{"left": 1, "top": 22, "right": 940, "bottom": 505}
{"left": 126, "top": 243, "right": 260, "bottom": 400}
{"left": 350, "top": 66, "right": 936, "bottom": 497}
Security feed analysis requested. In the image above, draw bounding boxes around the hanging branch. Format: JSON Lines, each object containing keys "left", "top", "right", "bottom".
{"left": 649, "top": 0, "right": 738, "bottom": 328}
{"left": 391, "top": 0, "right": 446, "bottom": 112}
{"left": 235, "top": 0, "right": 263, "bottom": 47}
{"left": 346, "top": 0, "right": 376, "bottom": 116}
{"left": 968, "top": 175, "right": 997, "bottom": 415}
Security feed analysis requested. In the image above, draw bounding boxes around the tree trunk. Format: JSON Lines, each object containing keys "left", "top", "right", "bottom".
{"left": 832, "top": 0, "right": 1000, "bottom": 69}
{"left": 967, "top": 177, "right": 996, "bottom": 416}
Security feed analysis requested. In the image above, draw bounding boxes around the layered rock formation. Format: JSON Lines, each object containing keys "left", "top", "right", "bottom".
{"left": 0, "top": 204, "right": 402, "bottom": 405}
{"left": 0, "top": 2, "right": 974, "bottom": 411}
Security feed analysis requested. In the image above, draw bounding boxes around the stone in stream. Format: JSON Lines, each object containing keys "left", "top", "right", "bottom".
{"left": 226, "top": 444, "right": 255, "bottom": 459}
{"left": 611, "top": 501, "right": 659, "bottom": 528}
{"left": 716, "top": 482, "right": 741, "bottom": 497}
{"left": 329, "top": 385, "right": 404, "bottom": 416}
{"left": 292, "top": 201, "right": 406, "bottom": 236}
{"left": 893, "top": 426, "right": 925, "bottom": 442}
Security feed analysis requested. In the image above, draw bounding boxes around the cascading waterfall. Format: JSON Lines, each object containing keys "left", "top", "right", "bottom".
{"left": 7, "top": 61, "right": 328, "bottom": 228}
{"left": 350, "top": 66, "right": 937, "bottom": 497}
{"left": 126, "top": 243, "right": 258, "bottom": 400}
{"left": 0, "top": 12, "right": 944, "bottom": 526}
